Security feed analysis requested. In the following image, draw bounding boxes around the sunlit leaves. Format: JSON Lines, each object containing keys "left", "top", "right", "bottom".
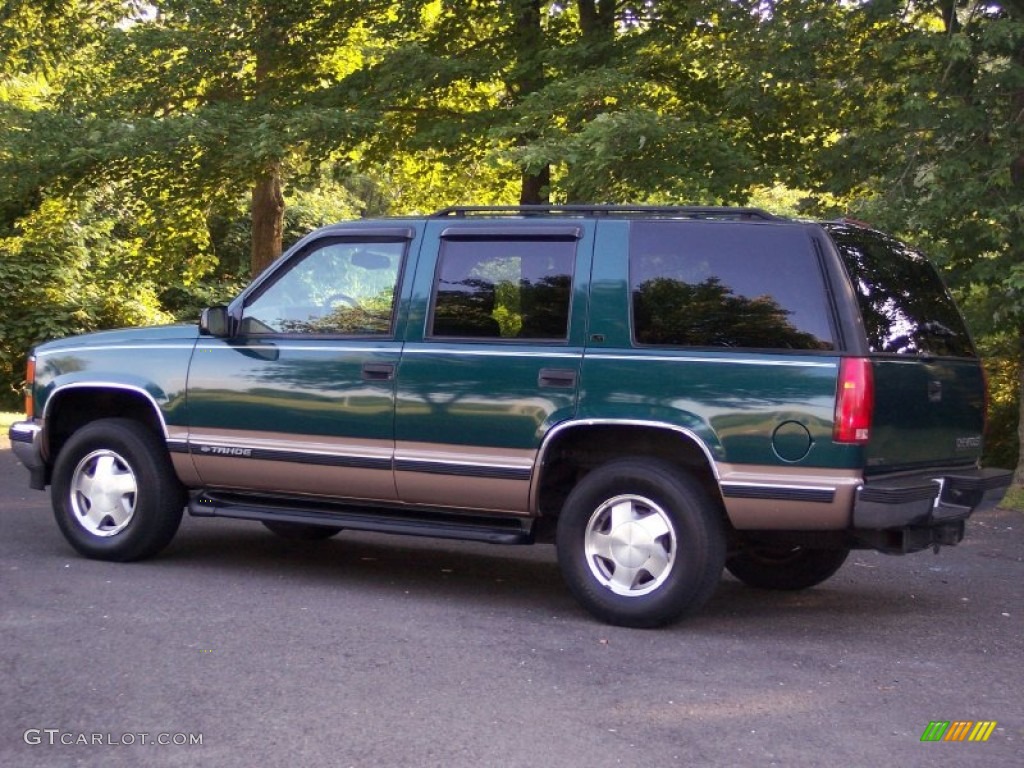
{"left": 0, "top": 195, "right": 173, "bottom": 404}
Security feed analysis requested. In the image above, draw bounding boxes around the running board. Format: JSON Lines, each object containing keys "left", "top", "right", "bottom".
{"left": 188, "top": 491, "right": 534, "bottom": 545}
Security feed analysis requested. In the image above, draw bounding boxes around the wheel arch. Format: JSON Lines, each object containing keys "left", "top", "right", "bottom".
{"left": 531, "top": 420, "right": 727, "bottom": 524}
{"left": 42, "top": 383, "right": 169, "bottom": 465}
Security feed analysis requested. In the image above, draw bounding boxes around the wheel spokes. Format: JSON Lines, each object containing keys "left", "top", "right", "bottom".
{"left": 69, "top": 450, "right": 137, "bottom": 536}
{"left": 608, "top": 563, "right": 642, "bottom": 591}
{"left": 642, "top": 544, "right": 672, "bottom": 581}
{"left": 636, "top": 509, "right": 671, "bottom": 540}
{"left": 584, "top": 494, "right": 677, "bottom": 597}
{"left": 607, "top": 499, "right": 638, "bottom": 529}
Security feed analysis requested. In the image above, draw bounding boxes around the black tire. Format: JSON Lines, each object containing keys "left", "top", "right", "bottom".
{"left": 556, "top": 459, "right": 726, "bottom": 628}
{"left": 726, "top": 546, "right": 849, "bottom": 591}
{"left": 262, "top": 521, "right": 342, "bottom": 540}
{"left": 51, "top": 418, "right": 186, "bottom": 562}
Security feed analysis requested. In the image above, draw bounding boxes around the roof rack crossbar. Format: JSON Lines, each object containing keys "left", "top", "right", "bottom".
{"left": 431, "top": 205, "right": 780, "bottom": 221}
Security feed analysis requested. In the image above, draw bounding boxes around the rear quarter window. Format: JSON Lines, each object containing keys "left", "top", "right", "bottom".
{"left": 630, "top": 221, "right": 835, "bottom": 350}
{"left": 825, "top": 224, "right": 976, "bottom": 358}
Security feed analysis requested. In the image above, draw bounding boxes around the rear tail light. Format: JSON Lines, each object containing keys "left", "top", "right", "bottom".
{"left": 24, "top": 356, "right": 35, "bottom": 419}
{"left": 834, "top": 357, "right": 874, "bottom": 444}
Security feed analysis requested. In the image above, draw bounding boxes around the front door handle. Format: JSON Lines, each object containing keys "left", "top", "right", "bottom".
{"left": 538, "top": 368, "right": 577, "bottom": 389}
{"left": 362, "top": 362, "right": 396, "bottom": 381}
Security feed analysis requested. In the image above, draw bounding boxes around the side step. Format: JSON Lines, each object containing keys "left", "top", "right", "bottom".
{"left": 188, "top": 491, "right": 535, "bottom": 545}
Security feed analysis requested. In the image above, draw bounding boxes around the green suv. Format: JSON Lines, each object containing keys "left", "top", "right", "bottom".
{"left": 8, "top": 206, "right": 1011, "bottom": 627}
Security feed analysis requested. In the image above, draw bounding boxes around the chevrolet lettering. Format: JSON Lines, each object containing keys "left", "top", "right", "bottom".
{"left": 8, "top": 206, "right": 1012, "bottom": 627}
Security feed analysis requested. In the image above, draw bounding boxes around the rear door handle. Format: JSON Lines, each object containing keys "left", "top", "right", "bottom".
{"left": 538, "top": 368, "right": 577, "bottom": 388}
{"left": 362, "top": 362, "right": 396, "bottom": 381}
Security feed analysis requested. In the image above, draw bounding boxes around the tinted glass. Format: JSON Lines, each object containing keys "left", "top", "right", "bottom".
{"left": 430, "top": 238, "right": 574, "bottom": 340}
{"left": 630, "top": 221, "right": 834, "bottom": 350}
{"left": 242, "top": 239, "right": 404, "bottom": 336}
{"left": 826, "top": 224, "right": 975, "bottom": 357}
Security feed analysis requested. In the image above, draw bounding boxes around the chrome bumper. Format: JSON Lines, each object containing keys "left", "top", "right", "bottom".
{"left": 853, "top": 467, "right": 1012, "bottom": 530}
{"left": 8, "top": 421, "right": 46, "bottom": 489}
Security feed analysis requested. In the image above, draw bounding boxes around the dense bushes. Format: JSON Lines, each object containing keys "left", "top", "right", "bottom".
{"left": 0, "top": 197, "right": 171, "bottom": 410}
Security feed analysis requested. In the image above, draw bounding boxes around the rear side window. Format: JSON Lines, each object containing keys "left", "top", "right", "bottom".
{"left": 630, "top": 221, "right": 835, "bottom": 350}
{"left": 429, "top": 238, "right": 575, "bottom": 340}
{"left": 826, "top": 225, "right": 975, "bottom": 358}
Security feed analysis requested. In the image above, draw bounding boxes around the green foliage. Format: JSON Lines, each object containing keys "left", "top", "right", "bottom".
{"left": 634, "top": 277, "right": 829, "bottom": 350}
{"left": 806, "top": 1, "right": 1024, "bottom": 472}
{"left": 998, "top": 483, "right": 1024, "bottom": 511}
{"left": 493, "top": 280, "right": 524, "bottom": 338}
{"left": 381, "top": 0, "right": 818, "bottom": 204}
{"left": 973, "top": 326, "right": 1021, "bottom": 467}
{"left": 0, "top": 195, "right": 172, "bottom": 408}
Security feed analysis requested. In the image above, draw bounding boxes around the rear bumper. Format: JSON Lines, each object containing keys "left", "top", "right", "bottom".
{"left": 853, "top": 467, "right": 1012, "bottom": 530}
{"left": 7, "top": 421, "right": 46, "bottom": 490}
{"left": 852, "top": 467, "right": 1011, "bottom": 553}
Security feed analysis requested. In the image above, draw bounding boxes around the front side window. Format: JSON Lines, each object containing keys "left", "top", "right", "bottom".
{"left": 630, "top": 221, "right": 835, "bottom": 351}
{"left": 242, "top": 239, "right": 404, "bottom": 336}
{"left": 429, "top": 238, "right": 575, "bottom": 341}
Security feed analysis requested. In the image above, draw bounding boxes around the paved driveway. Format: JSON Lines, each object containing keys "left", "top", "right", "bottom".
{"left": 1, "top": 436, "right": 1021, "bottom": 767}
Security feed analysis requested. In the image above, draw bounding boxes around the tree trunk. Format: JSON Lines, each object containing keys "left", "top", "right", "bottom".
{"left": 250, "top": 164, "right": 284, "bottom": 277}
{"left": 1009, "top": 24, "right": 1024, "bottom": 485}
{"left": 563, "top": 0, "right": 617, "bottom": 202}
{"left": 520, "top": 165, "right": 550, "bottom": 205}
{"left": 1015, "top": 331, "right": 1024, "bottom": 486}
{"left": 249, "top": 2, "right": 286, "bottom": 277}
{"left": 577, "top": 0, "right": 615, "bottom": 46}
{"left": 510, "top": 0, "right": 549, "bottom": 205}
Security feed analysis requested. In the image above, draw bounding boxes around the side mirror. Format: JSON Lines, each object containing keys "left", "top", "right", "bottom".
{"left": 199, "top": 306, "right": 230, "bottom": 337}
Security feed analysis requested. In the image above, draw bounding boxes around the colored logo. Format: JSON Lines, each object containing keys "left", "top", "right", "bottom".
{"left": 920, "top": 721, "right": 997, "bottom": 742}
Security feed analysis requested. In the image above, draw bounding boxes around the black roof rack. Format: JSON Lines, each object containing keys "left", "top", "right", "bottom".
{"left": 430, "top": 205, "right": 781, "bottom": 221}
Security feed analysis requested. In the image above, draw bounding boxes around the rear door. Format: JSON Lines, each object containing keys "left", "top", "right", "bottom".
{"left": 393, "top": 219, "right": 592, "bottom": 513}
{"left": 825, "top": 224, "right": 986, "bottom": 474}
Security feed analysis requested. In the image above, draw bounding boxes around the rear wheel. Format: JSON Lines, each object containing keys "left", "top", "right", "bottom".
{"left": 262, "top": 521, "right": 342, "bottom": 540}
{"left": 556, "top": 459, "right": 726, "bottom": 628}
{"left": 726, "top": 546, "right": 849, "bottom": 590}
{"left": 51, "top": 418, "right": 185, "bottom": 561}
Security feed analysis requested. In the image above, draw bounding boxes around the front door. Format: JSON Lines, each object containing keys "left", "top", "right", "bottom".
{"left": 186, "top": 230, "right": 413, "bottom": 501}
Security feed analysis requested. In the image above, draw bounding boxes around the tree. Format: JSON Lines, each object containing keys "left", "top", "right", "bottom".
{"left": 812, "top": 1, "right": 1024, "bottom": 479}
{"left": 2, "top": 1, "right": 406, "bottom": 277}
{"left": 371, "top": 1, "right": 850, "bottom": 205}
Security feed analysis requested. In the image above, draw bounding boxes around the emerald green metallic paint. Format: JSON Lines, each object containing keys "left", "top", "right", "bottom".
{"left": 186, "top": 340, "right": 400, "bottom": 439}
{"left": 32, "top": 324, "right": 199, "bottom": 431}
{"left": 867, "top": 357, "right": 985, "bottom": 473}
{"left": 577, "top": 221, "right": 858, "bottom": 470}
{"left": 394, "top": 218, "right": 594, "bottom": 451}
{"left": 396, "top": 345, "right": 581, "bottom": 449}
{"left": 578, "top": 351, "right": 854, "bottom": 468}
{"left": 585, "top": 221, "right": 631, "bottom": 349}
{"left": 772, "top": 421, "right": 814, "bottom": 463}
{"left": 12, "top": 208, "right": 1013, "bottom": 631}
{"left": 183, "top": 224, "right": 425, "bottom": 495}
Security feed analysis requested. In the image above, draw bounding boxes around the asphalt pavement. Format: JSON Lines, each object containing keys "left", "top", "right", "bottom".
{"left": 1, "top": 434, "right": 1021, "bottom": 767}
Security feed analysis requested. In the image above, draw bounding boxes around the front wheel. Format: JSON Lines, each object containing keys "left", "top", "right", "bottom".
{"left": 725, "top": 546, "right": 849, "bottom": 591}
{"left": 51, "top": 419, "right": 185, "bottom": 561}
{"left": 556, "top": 460, "right": 726, "bottom": 628}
